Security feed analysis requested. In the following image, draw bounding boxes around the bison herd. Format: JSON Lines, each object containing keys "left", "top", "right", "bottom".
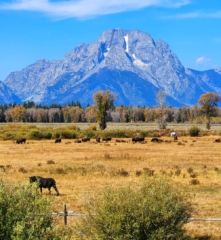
{"left": 17, "top": 130, "right": 219, "bottom": 198}
{"left": 25, "top": 131, "right": 181, "bottom": 196}
{"left": 15, "top": 132, "right": 179, "bottom": 146}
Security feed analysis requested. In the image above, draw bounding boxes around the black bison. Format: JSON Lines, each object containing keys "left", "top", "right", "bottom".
{"left": 96, "top": 137, "right": 101, "bottom": 143}
{"left": 151, "top": 137, "right": 163, "bottom": 143}
{"left": 29, "top": 176, "right": 59, "bottom": 196}
{"left": 132, "top": 137, "right": 145, "bottom": 143}
{"left": 102, "top": 137, "right": 112, "bottom": 142}
{"left": 214, "top": 138, "right": 221, "bottom": 143}
{"left": 116, "top": 139, "right": 127, "bottom": 143}
{"left": 16, "top": 138, "right": 26, "bottom": 144}
{"left": 55, "top": 138, "right": 61, "bottom": 143}
{"left": 81, "top": 138, "right": 90, "bottom": 142}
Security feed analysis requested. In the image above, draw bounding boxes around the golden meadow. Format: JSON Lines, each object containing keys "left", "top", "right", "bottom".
{"left": 0, "top": 122, "right": 221, "bottom": 239}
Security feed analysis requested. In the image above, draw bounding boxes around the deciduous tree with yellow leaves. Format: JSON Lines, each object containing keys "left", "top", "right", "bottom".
{"left": 198, "top": 92, "right": 221, "bottom": 129}
{"left": 93, "top": 90, "right": 116, "bottom": 130}
{"left": 9, "top": 106, "right": 25, "bottom": 122}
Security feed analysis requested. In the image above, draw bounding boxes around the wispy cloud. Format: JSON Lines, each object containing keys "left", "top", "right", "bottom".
{"left": 196, "top": 56, "right": 211, "bottom": 66}
{"left": 0, "top": 0, "right": 189, "bottom": 19}
{"left": 164, "top": 10, "right": 221, "bottom": 19}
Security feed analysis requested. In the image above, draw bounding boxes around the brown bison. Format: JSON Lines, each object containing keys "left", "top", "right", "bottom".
{"left": 74, "top": 139, "right": 82, "bottom": 143}
{"left": 55, "top": 138, "right": 61, "bottom": 143}
{"left": 151, "top": 137, "right": 163, "bottom": 143}
{"left": 102, "top": 137, "right": 112, "bottom": 142}
{"left": 96, "top": 137, "right": 101, "bottom": 143}
{"left": 16, "top": 138, "right": 26, "bottom": 144}
{"left": 81, "top": 138, "right": 90, "bottom": 142}
{"left": 132, "top": 137, "right": 145, "bottom": 143}
{"left": 116, "top": 139, "right": 127, "bottom": 143}
{"left": 174, "top": 136, "right": 178, "bottom": 141}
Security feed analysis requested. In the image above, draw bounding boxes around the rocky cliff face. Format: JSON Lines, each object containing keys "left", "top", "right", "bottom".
{"left": 0, "top": 81, "right": 21, "bottom": 104}
{"left": 2, "top": 28, "right": 221, "bottom": 106}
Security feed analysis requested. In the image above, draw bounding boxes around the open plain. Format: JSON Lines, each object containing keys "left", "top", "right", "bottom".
{"left": 0, "top": 123, "right": 221, "bottom": 239}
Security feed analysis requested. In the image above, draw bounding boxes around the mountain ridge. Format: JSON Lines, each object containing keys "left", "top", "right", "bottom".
{"left": 2, "top": 28, "right": 221, "bottom": 106}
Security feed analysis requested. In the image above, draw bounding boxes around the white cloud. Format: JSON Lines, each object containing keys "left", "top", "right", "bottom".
{"left": 0, "top": 0, "right": 189, "bottom": 19}
{"left": 163, "top": 10, "right": 221, "bottom": 19}
{"left": 196, "top": 56, "right": 211, "bottom": 66}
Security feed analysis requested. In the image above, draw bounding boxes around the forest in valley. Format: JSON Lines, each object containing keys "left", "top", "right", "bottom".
{"left": 0, "top": 91, "right": 221, "bottom": 127}
{"left": 1, "top": 101, "right": 221, "bottom": 124}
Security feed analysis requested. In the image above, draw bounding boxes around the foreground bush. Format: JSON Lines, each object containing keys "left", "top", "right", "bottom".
{"left": 189, "top": 126, "right": 201, "bottom": 137}
{"left": 76, "top": 177, "right": 193, "bottom": 240}
{"left": 0, "top": 180, "right": 60, "bottom": 240}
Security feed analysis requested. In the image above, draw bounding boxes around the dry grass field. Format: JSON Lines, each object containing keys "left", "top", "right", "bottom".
{"left": 1, "top": 123, "right": 221, "bottom": 239}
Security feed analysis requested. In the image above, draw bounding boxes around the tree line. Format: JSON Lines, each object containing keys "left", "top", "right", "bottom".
{"left": 0, "top": 91, "right": 220, "bottom": 129}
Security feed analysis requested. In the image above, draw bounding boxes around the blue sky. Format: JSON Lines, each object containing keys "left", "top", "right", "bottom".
{"left": 0, "top": 0, "right": 221, "bottom": 81}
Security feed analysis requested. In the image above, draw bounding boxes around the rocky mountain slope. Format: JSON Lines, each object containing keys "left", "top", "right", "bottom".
{"left": 0, "top": 81, "right": 21, "bottom": 105}
{"left": 2, "top": 28, "right": 221, "bottom": 106}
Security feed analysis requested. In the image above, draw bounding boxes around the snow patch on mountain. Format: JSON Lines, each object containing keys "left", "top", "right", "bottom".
{"left": 104, "top": 47, "right": 110, "bottom": 57}
{"left": 215, "top": 68, "right": 221, "bottom": 74}
{"left": 124, "top": 34, "right": 129, "bottom": 53}
{"left": 132, "top": 54, "right": 151, "bottom": 68}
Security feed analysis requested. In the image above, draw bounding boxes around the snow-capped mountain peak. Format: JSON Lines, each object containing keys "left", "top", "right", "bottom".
{"left": 2, "top": 28, "right": 221, "bottom": 106}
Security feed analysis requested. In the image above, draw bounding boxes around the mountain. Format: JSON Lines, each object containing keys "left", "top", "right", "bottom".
{"left": 0, "top": 81, "right": 21, "bottom": 104}
{"left": 2, "top": 28, "right": 221, "bottom": 107}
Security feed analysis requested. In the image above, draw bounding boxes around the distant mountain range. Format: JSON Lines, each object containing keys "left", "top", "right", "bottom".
{"left": 1, "top": 28, "right": 221, "bottom": 107}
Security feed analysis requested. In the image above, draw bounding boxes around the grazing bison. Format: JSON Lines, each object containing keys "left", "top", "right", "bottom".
{"left": 16, "top": 138, "right": 26, "bottom": 144}
{"left": 174, "top": 135, "right": 178, "bottom": 141}
{"left": 81, "top": 138, "right": 90, "bottom": 142}
{"left": 116, "top": 139, "right": 127, "bottom": 143}
{"left": 102, "top": 137, "right": 112, "bottom": 142}
{"left": 151, "top": 137, "right": 159, "bottom": 142}
{"left": 29, "top": 176, "right": 59, "bottom": 196}
{"left": 151, "top": 137, "right": 163, "bottom": 143}
{"left": 96, "top": 137, "right": 101, "bottom": 143}
{"left": 55, "top": 138, "right": 61, "bottom": 143}
{"left": 132, "top": 137, "right": 145, "bottom": 143}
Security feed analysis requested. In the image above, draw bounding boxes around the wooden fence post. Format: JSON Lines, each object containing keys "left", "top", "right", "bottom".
{"left": 63, "top": 204, "right": 67, "bottom": 225}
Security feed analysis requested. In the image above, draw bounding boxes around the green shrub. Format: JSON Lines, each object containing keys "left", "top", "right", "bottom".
{"left": 102, "top": 130, "right": 133, "bottom": 138}
{"left": 29, "top": 129, "right": 40, "bottom": 139}
{"left": 85, "top": 125, "right": 97, "bottom": 131}
{"left": 61, "top": 125, "right": 80, "bottom": 131}
{"left": 2, "top": 132, "right": 17, "bottom": 140}
{"left": 76, "top": 177, "right": 192, "bottom": 240}
{"left": 29, "top": 129, "right": 52, "bottom": 139}
{"left": 82, "top": 130, "right": 96, "bottom": 138}
{"left": 54, "top": 132, "right": 61, "bottom": 138}
{"left": 139, "top": 130, "right": 148, "bottom": 137}
{"left": 60, "top": 130, "right": 77, "bottom": 139}
{"left": 189, "top": 126, "right": 200, "bottom": 137}
{"left": 0, "top": 180, "right": 60, "bottom": 239}
{"left": 41, "top": 131, "right": 52, "bottom": 139}
{"left": 21, "top": 125, "right": 38, "bottom": 130}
